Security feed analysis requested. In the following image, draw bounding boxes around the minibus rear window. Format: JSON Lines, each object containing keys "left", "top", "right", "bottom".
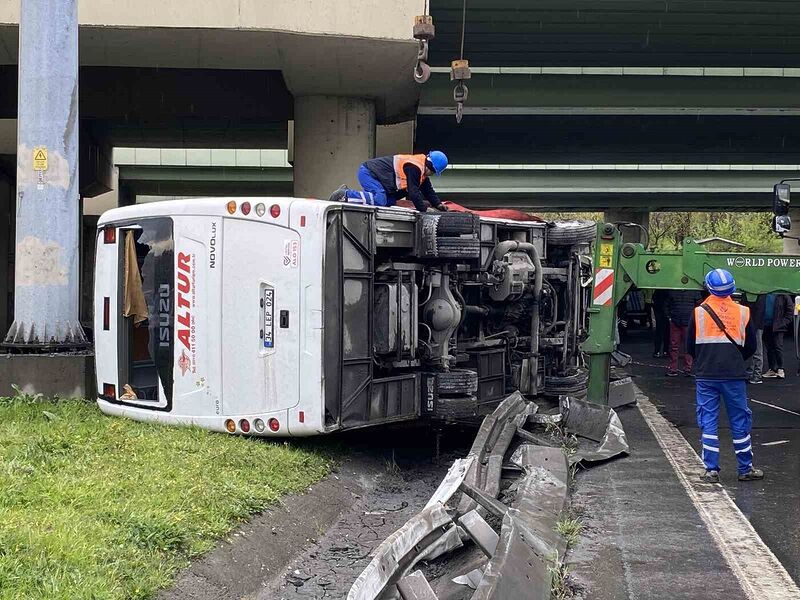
{"left": 119, "top": 219, "right": 174, "bottom": 404}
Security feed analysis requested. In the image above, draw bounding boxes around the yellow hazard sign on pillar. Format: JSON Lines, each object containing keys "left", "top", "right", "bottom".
{"left": 33, "top": 147, "right": 48, "bottom": 171}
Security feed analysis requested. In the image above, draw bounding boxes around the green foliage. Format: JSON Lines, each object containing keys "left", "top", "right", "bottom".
{"left": 648, "top": 212, "right": 782, "bottom": 253}
{"left": 0, "top": 396, "right": 331, "bottom": 600}
{"left": 539, "top": 211, "right": 781, "bottom": 254}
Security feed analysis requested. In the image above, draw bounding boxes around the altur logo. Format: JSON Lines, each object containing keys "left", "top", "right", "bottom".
{"left": 177, "top": 252, "right": 192, "bottom": 350}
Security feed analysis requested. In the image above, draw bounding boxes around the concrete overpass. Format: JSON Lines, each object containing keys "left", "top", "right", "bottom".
{"left": 411, "top": 0, "right": 800, "bottom": 246}
{"left": 106, "top": 148, "right": 795, "bottom": 213}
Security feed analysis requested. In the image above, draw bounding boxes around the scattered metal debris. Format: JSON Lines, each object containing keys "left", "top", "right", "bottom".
{"left": 452, "top": 567, "right": 484, "bottom": 590}
{"left": 347, "top": 391, "right": 629, "bottom": 599}
{"left": 397, "top": 570, "right": 438, "bottom": 600}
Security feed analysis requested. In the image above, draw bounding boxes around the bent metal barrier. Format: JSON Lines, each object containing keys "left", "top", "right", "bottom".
{"left": 347, "top": 392, "right": 629, "bottom": 600}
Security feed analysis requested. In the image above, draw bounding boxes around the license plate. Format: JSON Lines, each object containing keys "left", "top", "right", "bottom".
{"left": 263, "top": 289, "right": 274, "bottom": 348}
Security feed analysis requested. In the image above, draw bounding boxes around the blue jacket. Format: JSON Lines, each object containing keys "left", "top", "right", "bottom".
{"left": 363, "top": 156, "right": 443, "bottom": 212}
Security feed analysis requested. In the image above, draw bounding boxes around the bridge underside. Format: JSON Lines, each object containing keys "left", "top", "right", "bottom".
{"left": 116, "top": 164, "right": 796, "bottom": 212}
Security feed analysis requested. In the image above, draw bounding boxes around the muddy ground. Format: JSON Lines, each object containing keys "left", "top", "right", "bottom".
{"left": 160, "top": 425, "right": 475, "bottom": 600}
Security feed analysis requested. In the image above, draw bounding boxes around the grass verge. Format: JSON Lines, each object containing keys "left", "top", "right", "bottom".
{"left": 0, "top": 395, "right": 332, "bottom": 600}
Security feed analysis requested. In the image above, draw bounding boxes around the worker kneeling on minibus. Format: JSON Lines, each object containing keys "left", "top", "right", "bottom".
{"left": 687, "top": 269, "right": 764, "bottom": 483}
{"left": 329, "top": 151, "right": 449, "bottom": 212}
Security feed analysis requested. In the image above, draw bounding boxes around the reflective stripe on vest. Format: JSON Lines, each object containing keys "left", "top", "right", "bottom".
{"left": 393, "top": 154, "right": 428, "bottom": 191}
{"left": 693, "top": 298, "right": 749, "bottom": 345}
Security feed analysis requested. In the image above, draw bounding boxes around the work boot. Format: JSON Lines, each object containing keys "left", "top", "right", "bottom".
{"left": 748, "top": 376, "right": 763, "bottom": 385}
{"left": 763, "top": 369, "right": 778, "bottom": 378}
{"left": 777, "top": 369, "right": 786, "bottom": 379}
{"left": 328, "top": 184, "right": 348, "bottom": 202}
{"left": 700, "top": 470, "right": 720, "bottom": 483}
{"left": 738, "top": 467, "right": 764, "bottom": 481}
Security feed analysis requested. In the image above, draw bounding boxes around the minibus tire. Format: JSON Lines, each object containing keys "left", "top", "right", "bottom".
{"left": 437, "top": 369, "right": 479, "bottom": 394}
{"left": 547, "top": 221, "right": 596, "bottom": 246}
{"left": 435, "top": 213, "right": 479, "bottom": 237}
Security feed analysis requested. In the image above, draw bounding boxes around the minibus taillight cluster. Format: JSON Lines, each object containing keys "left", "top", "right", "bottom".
{"left": 102, "top": 383, "right": 116, "bottom": 399}
{"left": 225, "top": 201, "right": 281, "bottom": 218}
{"left": 224, "top": 417, "right": 279, "bottom": 434}
{"left": 103, "top": 227, "right": 116, "bottom": 244}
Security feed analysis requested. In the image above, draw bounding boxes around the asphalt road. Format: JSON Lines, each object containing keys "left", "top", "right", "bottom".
{"left": 622, "top": 329, "right": 800, "bottom": 585}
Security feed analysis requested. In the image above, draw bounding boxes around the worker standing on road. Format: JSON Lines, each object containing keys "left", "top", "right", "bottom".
{"left": 328, "top": 151, "right": 449, "bottom": 212}
{"left": 687, "top": 269, "right": 763, "bottom": 483}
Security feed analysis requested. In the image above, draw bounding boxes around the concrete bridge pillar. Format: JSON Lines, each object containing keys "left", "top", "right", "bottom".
{"left": 604, "top": 209, "right": 650, "bottom": 245}
{"left": 783, "top": 208, "right": 800, "bottom": 255}
{"left": 293, "top": 96, "right": 376, "bottom": 200}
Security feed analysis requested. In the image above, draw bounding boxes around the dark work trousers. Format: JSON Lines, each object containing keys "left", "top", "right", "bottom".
{"left": 653, "top": 311, "right": 670, "bottom": 354}
{"left": 669, "top": 322, "right": 693, "bottom": 372}
{"left": 764, "top": 328, "right": 785, "bottom": 371}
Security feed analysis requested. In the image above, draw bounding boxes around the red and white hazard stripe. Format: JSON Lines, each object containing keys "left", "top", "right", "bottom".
{"left": 592, "top": 268, "right": 615, "bottom": 306}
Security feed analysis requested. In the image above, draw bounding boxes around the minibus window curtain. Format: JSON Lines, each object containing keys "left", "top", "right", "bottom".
{"left": 123, "top": 231, "right": 148, "bottom": 323}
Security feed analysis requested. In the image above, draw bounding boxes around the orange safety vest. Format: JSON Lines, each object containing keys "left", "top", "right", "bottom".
{"left": 693, "top": 295, "right": 749, "bottom": 346}
{"left": 393, "top": 154, "right": 428, "bottom": 191}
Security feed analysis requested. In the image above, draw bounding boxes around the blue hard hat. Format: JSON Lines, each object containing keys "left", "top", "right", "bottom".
{"left": 705, "top": 269, "right": 736, "bottom": 297}
{"left": 427, "top": 150, "right": 448, "bottom": 175}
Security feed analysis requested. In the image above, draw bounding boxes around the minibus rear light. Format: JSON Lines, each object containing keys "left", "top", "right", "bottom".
{"left": 240, "top": 202, "right": 251, "bottom": 215}
{"left": 254, "top": 418, "right": 266, "bottom": 433}
{"left": 268, "top": 418, "right": 280, "bottom": 432}
{"left": 102, "top": 383, "right": 116, "bottom": 399}
{"left": 226, "top": 201, "right": 237, "bottom": 214}
{"left": 239, "top": 419, "right": 251, "bottom": 433}
{"left": 270, "top": 204, "right": 281, "bottom": 218}
{"left": 103, "top": 227, "right": 116, "bottom": 244}
{"left": 225, "top": 419, "right": 236, "bottom": 433}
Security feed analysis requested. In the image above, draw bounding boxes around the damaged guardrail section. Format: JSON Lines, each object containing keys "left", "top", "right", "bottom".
{"left": 347, "top": 391, "right": 630, "bottom": 599}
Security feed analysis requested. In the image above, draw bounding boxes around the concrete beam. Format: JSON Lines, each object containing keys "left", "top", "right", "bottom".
{"left": 420, "top": 73, "right": 800, "bottom": 116}
{"left": 116, "top": 163, "right": 799, "bottom": 211}
{"left": 415, "top": 114, "right": 800, "bottom": 166}
{"left": 116, "top": 165, "right": 293, "bottom": 198}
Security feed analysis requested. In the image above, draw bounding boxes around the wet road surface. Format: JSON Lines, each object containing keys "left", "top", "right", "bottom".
{"left": 622, "top": 330, "right": 800, "bottom": 585}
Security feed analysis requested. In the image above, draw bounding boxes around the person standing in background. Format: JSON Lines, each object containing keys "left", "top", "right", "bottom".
{"left": 742, "top": 295, "right": 766, "bottom": 385}
{"left": 652, "top": 289, "right": 670, "bottom": 358}
{"left": 666, "top": 289, "right": 704, "bottom": 376}
{"left": 762, "top": 293, "right": 794, "bottom": 379}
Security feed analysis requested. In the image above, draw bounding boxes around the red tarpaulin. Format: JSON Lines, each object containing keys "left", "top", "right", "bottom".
{"left": 395, "top": 199, "right": 544, "bottom": 222}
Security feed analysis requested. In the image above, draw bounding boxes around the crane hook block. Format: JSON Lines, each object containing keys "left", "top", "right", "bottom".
{"left": 450, "top": 59, "right": 472, "bottom": 81}
{"left": 414, "top": 61, "right": 432, "bottom": 84}
{"left": 413, "top": 15, "right": 436, "bottom": 41}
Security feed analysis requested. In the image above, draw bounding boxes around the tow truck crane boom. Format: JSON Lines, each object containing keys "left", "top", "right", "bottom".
{"left": 584, "top": 221, "right": 800, "bottom": 405}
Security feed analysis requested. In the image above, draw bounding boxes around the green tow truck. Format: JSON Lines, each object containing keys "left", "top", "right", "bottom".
{"left": 584, "top": 183, "right": 800, "bottom": 404}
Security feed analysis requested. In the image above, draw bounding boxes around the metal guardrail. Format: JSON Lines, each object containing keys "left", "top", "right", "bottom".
{"left": 347, "top": 392, "right": 630, "bottom": 599}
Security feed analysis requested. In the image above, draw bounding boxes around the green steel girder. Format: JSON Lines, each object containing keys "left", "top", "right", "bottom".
{"left": 582, "top": 225, "right": 800, "bottom": 404}
{"left": 419, "top": 73, "right": 800, "bottom": 114}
